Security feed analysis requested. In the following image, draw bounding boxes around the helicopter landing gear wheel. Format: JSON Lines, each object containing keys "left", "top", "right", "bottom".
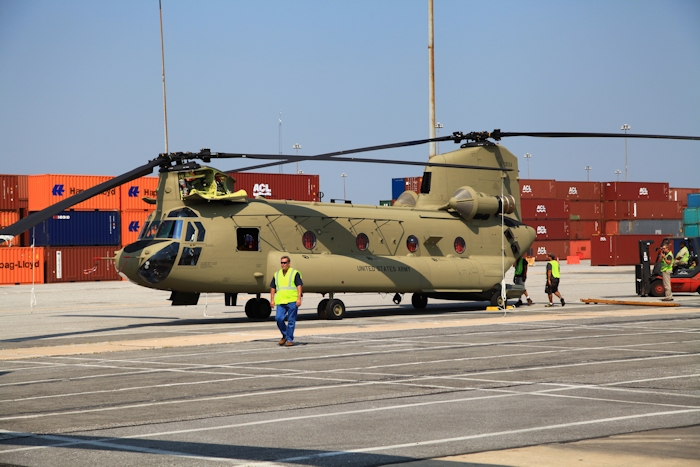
{"left": 317, "top": 299, "right": 329, "bottom": 320}
{"left": 490, "top": 292, "right": 506, "bottom": 308}
{"left": 411, "top": 294, "right": 428, "bottom": 309}
{"left": 650, "top": 280, "right": 665, "bottom": 297}
{"left": 244, "top": 298, "right": 271, "bottom": 320}
{"left": 325, "top": 299, "right": 345, "bottom": 320}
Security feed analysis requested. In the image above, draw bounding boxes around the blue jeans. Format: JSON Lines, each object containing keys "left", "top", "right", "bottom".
{"left": 276, "top": 302, "right": 298, "bottom": 342}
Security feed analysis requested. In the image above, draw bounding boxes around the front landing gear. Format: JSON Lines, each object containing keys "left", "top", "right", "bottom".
{"left": 317, "top": 294, "right": 345, "bottom": 320}
{"left": 411, "top": 293, "right": 428, "bottom": 309}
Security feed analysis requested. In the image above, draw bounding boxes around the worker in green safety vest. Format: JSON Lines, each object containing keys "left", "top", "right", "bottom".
{"left": 544, "top": 253, "right": 565, "bottom": 307}
{"left": 675, "top": 241, "right": 689, "bottom": 269}
{"left": 513, "top": 254, "right": 533, "bottom": 306}
{"left": 660, "top": 243, "right": 674, "bottom": 301}
{"left": 270, "top": 255, "right": 303, "bottom": 346}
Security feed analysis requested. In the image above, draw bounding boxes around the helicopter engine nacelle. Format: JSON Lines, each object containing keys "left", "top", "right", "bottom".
{"left": 448, "top": 186, "right": 515, "bottom": 220}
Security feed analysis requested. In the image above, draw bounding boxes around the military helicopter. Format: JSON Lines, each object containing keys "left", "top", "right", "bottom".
{"left": 1, "top": 130, "right": 698, "bottom": 320}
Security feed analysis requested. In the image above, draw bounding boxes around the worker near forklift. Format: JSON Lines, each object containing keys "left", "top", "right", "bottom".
{"left": 660, "top": 244, "right": 674, "bottom": 301}
{"left": 675, "top": 241, "right": 689, "bottom": 269}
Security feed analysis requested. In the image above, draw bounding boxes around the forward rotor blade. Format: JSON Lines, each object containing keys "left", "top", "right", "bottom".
{"left": 225, "top": 154, "right": 513, "bottom": 172}
{"left": 493, "top": 131, "right": 700, "bottom": 141}
{"left": 0, "top": 158, "right": 163, "bottom": 244}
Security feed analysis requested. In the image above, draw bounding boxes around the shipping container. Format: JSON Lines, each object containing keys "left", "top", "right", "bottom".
{"left": 668, "top": 187, "right": 700, "bottom": 205}
{"left": 391, "top": 178, "right": 405, "bottom": 200}
{"left": 523, "top": 220, "right": 570, "bottom": 240}
{"left": 591, "top": 234, "right": 668, "bottom": 266}
{"left": 17, "top": 175, "right": 28, "bottom": 204}
{"left": 519, "top": 179, "right": 556, "bottom": 199}
{"left": 568, "top": 201, "right": 603, "bottom": 220}
{"left": 689, "top": 194, "right": 700, "bottom": 208}
{"left": 569, "top": 220, "right": 602, "bottom": 239}
{"left": 528, "top": 240, "right": 570, "bottom": 262}
{"left": 612, "top": 220, "right": 683, "bottom": 236}
{"left": 225, "top": 172, "right": 320, "bottom": 202}
{"left": 44, "top": 246, "right": 121, "bottom": 283}
{"left": 555, "top": 181, "right": 602, "bottom": 201}
{"left": 0, "top": 210, "right": 21, "bottom": 246}
{"left": 28, "top": 175, "right": 120, "bottom": 211}
{"left": 684, "top": 224, "right": 699, "bottom": 237}
{"left": 603, "top": 201, "right": 683, "bottom": 220}
{"left": 570, "top": 240, "right": 591, "bottom": 260}
{"left": 520, "top": 199, "right": 569, "bottom": 220}
{"left": 684, "top": 208, "right": 699, "bottom": 225}
{"left": 120, "top": 210, "right": 153, "bottom": 246}
{"left": 603, "top": 181, "right": 669, "bottom": 202}
{"left": 0, "top": 247, "right": 45, "bottom": 285}
{"left": 120, "top": 176, "right": 159, "bottom": 211}
{"left": 404, "top": 176, "right": 423, "bottom": 194}
{"left": 30, "top": 211, "right": 120, "bottom": 246}
{"left": 379, "top": 200, "right": 393, "bottom": 206}
{"left": 0, "top": 175, "right": 21, "bottom": 210}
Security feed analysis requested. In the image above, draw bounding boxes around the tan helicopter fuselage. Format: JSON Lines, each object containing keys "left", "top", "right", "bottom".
{"left": 115, "top": 145, "right": 536, "bottom": 303}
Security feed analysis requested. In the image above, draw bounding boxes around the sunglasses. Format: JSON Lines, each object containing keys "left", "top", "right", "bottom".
{"left": 280, "top": 261, "right": 289, "bottom": 264}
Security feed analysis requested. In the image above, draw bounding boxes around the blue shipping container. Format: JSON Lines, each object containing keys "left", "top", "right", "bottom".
{"left": 30, "top": 211, "right": 120, "bottom": 246}
{"left": 391, "top": 178, "right": 405, "bottom": 201}
{"left": 683, "top": 207, "right": 699, "bottom": 225}
{"left": 688, "top": 193, "right": 700, "bottom": 208}
{"left": 683, "top": 224, "right": 699, "bottom": 237}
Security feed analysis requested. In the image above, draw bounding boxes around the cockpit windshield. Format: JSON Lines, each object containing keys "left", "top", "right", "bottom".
{"left": 156, "top": 220, "right": 183, "bottom": 240}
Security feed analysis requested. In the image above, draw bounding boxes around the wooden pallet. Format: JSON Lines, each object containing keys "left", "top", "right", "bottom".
{"left": 580, "top": 298, "right": 680, "bottom": 307}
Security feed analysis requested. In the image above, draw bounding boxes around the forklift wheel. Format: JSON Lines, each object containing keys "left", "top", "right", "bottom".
{"left": 650, "top": 280, "right": 665, "bottom": 297}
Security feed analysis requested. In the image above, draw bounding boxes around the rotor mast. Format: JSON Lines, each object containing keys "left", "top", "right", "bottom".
{"left": 428, "top": 0, "right": 436, "bottom": 159}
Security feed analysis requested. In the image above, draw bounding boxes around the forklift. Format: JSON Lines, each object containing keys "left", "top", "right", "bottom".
{"left": 636, "top": 237, "right": 700, "bottom": 296}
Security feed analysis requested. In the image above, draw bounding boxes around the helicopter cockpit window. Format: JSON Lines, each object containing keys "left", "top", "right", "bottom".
{"left": 168, "top": 207, "right": 198, "bottom": 218}
{"left": 140, "top": 219, "right": 161, "bottom": 240}
{"left": 184, "top": 221, "right": 206, "bottom": 242}
{"left": 356, "top": 233, "right": 369, "bottom": 251}
{"left": 454, "top": 237, "right": 466, "bottom": 254}
{"left": 302, "top": 231, "right": 316, "bottom": 250}
{"left": 237, "top": 228, "right": 259, "bottom": 251}
{"left": 156, "top": 220, "right": 183, "bottom": 240}
{"left": 178, "top": 247, "right": 202, "bottom": 266}
{"left": 406, "top": 235, "right": 419, "bottom": 253}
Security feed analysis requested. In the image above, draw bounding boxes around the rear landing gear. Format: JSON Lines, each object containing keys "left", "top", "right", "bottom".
{"left": 411, "top": 293, "right": 428, "bottom": 309}
{"left": 317, "top": 295, "right": 345, "bottom": 320}
{"left": 490, "top": 292, "right": 507, "bottom": 308}
{"left": 244, "top": 296, "right": 271, "bottom": 320}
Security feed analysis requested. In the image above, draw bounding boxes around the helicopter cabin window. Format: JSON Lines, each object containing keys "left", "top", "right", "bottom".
{"left": 178, "top": 247, "right": 202, "bottom": 266}
{"left": 156, "top": 220, "right": 183, "bottom": 240}
{"left": 356, "top": 233, "right": 369, "bottom": 251}
{"left": 167, "top": 207, "right": 198, "bottom": 218}
{"left": 237, "top": 228, "right": 259, "bottom": 251}
{"left": 454, "top": 237, "right": 466, "bottom": 254}
{"left": 407, "top": 235, "right": 419, "bottom": 253}
{"left": 184, "top": 221, "right": 206, "bottom": 243}
{"left": 302, "top": 231, "right": 316, "bottom": 250}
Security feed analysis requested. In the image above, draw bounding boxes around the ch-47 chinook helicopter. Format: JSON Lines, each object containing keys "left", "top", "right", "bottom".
{"left": 1, "top": 130, "right": 698, "bottom": 320}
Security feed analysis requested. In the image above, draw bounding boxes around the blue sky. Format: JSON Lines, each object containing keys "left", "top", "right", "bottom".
{"left": 1, "top": 0, "right": 698, "bottom": 204}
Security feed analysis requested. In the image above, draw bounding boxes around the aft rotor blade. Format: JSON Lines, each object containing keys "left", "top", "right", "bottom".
{"left": 493, "top": 131, "right": 700, "bottom": 141}
{"left": 0, "top": 158, "right": 163, "bottom": 244}
{"left": 222, "top": 135, "right": 458, "bottom": 172}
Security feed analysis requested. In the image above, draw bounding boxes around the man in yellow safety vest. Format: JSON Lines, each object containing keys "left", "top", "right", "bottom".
{"left": 544, "top": 253, "right": 565, "bottom": 307}
{"left": 270, "top": 255, "right": 303, "bottom": 346}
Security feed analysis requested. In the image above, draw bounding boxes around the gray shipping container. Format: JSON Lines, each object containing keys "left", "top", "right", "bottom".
{"left": 618, "top": 219, "right": 683, "bottom": 236}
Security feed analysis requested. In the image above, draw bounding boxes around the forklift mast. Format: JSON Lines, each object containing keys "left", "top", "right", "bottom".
{"left": 635, "top": 239, "right": 655, "bottom": 296}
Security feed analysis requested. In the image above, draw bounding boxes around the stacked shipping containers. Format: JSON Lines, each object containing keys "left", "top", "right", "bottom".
{"left": 391, "top": 177, "right": 423, "bottom": 204}
{"left": 519, "top": 180, "right": 570, "bottom": 261}
{"left": 682, "top": 194, "right": 700, "bottom": 237}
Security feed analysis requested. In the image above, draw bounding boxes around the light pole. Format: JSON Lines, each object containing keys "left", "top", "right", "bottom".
{"left": 293, "top": 143, "right": 301, "bottom": 173}
{"left": 621, "top": 124, "right": 630, "bottom": 181}
{"left": 585, "top": 165, "right": 592, "bottom": 182}
{"left": 435, "top": 122, "right": 443, "bottom": 154}
{"left": 341, "top": 173, "right": 347, "bottom": 200}
{"left": 615, "top": 169, "right": 621, "bottom": 182}
{"left": 524, "top": 153, "right": 532, "bottom": 179}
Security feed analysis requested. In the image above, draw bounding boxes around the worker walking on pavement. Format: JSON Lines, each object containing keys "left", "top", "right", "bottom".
{"left": 513, "top": 254, "right": 533, "bottom": 306}
{"left": 660, "top": 244, "right": 674, "bottom": 301}
{"left": 544, "top": 253, "right": 565, "bottom": 307}
{"left": 270, "top": 255, "right": 303, "bottom": 346}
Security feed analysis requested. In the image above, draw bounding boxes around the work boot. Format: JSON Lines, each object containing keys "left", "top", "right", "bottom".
{"left": 545, "top": 303, "right": 554, "bottom": 307}
{"left": 515, "top": 299, "right": 523, "bottom": 307}
{"left": 560, "top": 298, "right": 565, "bottom": 307}
{"left": 527, "top": 298, "right": 533, "bottom": 306}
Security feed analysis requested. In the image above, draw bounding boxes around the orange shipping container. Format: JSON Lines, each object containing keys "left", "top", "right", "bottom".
{"left": 0, "top": 210, "right": 21, "bottom": 247}
{"left": 120, "top": 210, "right": 153, "bottom": 246}
{"left": 120, "top": 176, "right": 159, "bottom": 211}
{"left": 44, "top": 246, "right": 121, "bottom": 283}
{"left": 28, "top": 175, "right": 120, "bottom": 211}
{"left": 0, "top": 247, "right": 45, "bottom": 285}
{"left": 570, "top": 240, "right": 591, "bottom": 260}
